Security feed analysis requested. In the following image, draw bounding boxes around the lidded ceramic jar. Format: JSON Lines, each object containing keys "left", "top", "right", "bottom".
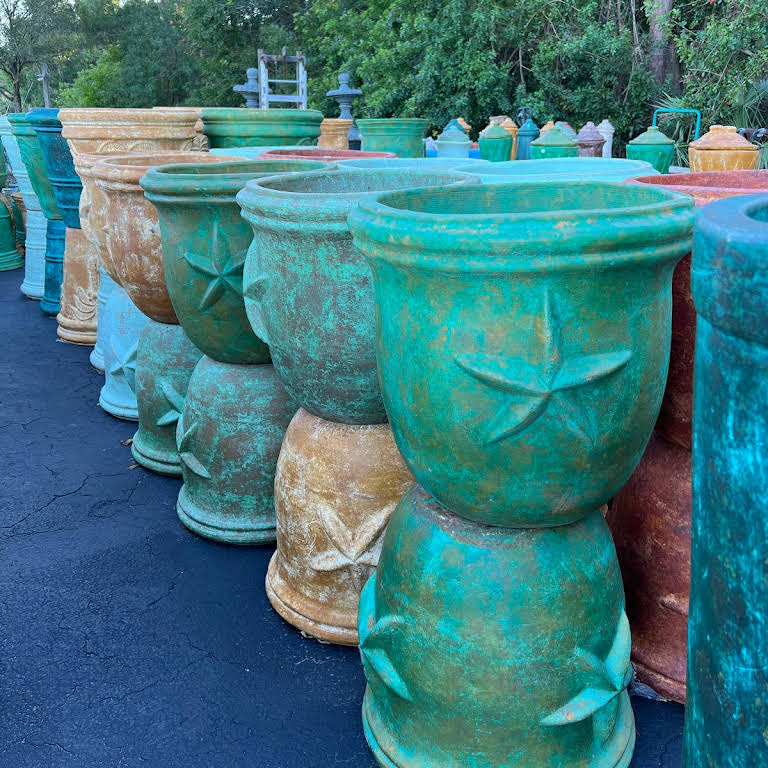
{"left": 529, "top": 125, "right": 579, "bottom": 159}
{"left": 514, "top": 118, "right": 540, "bottom": 159}
{"left": 478, "top": 122, "right": 514, "bottom": 162}
{"left": 540, "top": 120, "right": 555, "bottom": 134}
{"left": 258, "top": 148, "right": 395, "bottom": 162}
{"left": 200, "top": 108, "right": 323, "bottom": 148}
{"left": 555, "top": 120, "right": 577, "bottom": 139}
{"left": 461, "top": 157, "right": 657, "bottom": 184}
{"left": 237, "top": 167, "right": 474, "bottom": 424}
{"left": 435, "top": 125, "right": 471, "bottom": 158}
{"left": 576, "top": 121, "right": 606, "bottom": 158}
{"left": 356, "top": 119, "right": 428, "bottom": 158}
{"left": 688, "top": 125, "right": 758, "bottom": 172}
{"left": 626, "top": 126, "right": 676, "bottom": 174}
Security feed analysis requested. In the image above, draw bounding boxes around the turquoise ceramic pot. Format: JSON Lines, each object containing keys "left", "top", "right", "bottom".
{"left": 140, "top": 159, "right": 327, "bottom": 364}
{"left": 462, "top": 158, "right": 658, "bottom": 183}
{"left": 132, "top": 321, "right": 203, "bottom": 476}
{"left": 360, "top": 484, "right": 634, "bottom": 768}
{"left": 176, "top": 356, "right": 297, "bottom": 544}
{"left": 237, "top": 168, "right": 475, "bottom": 424}
{"left": 90, "top": 267, "right": 114, "bottom": 372}
{"left": 99, "top": 284, "right": 149, "bottom": 420}
{"left": 684, "top": 194, "right": 768, "bottom": 768}
{"left": 200, "top": 108, "right": 323, "bottom": 149}
{"left": 39, "top": 219, "right": 65, "bottom": 315}
{"left": 338, "top": 157, "right": 488, "bottom": 170}
{"left": 0, "top": 193, "right": 22, "bottom": 271}
{"left": 356, "top": 119, "right": 428, "bottom": 158}
{"left": 348, "top": 180, "right": 695, "bottom": 526}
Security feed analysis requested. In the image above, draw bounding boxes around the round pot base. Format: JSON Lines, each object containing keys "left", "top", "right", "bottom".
{"left": 131, "top": 429, "right": 181, "bottom": 476}
{"left": 56, "top": 323, "right": 97, "bottom": 345}
{"left": 98, "top": 392, "right": 138, "bottom": 421}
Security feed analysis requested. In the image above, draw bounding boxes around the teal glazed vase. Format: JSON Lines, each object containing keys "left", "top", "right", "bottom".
{"left": 141, "top": 159, "right": 327, "bottom": 364}
{"left": 462, "top": 158, "right": 657, "bottom": 184}
{"left": 515, "top": 118, "right": 540, "bottom": 160}
{"left": 349, "top": 181, "right": 695, "bottom": 526}
{"left": 478, "top": 122, "right": 514, "bottom": 162}
{"left": 99, "top": 284, "right": 150, "bottom": 420}
{"left": 356, "top": 119, "right": 428, "bottom": 158}
{"left": 529, "top": 125, "right": 580, "bottom": 159}
{"left": 200, "top": 108, "right": 323, "bottom": 149}
{"left": 132, "top": 321, "right": 203, "bottom": 475}
{"left": 176, "top": 356, "right": 296, "bottom": 544}
{"left": 90, "top": 267, "right": 115, "bottom": 372}
{"left": 626, "top": 126, "right": 675, "bottom": 175}
{"left": 683, "top": 195, "right": 768, "bottom": 768}
{"left": 359, "top": 486, "right": 634, "bottom": 768}
{"left": 27, "top": 108, "right": 81, "bottom": 228}
{"left": 237, "top": 167, "right": 474, "bottom": 424}
{"left": 39, "top": 219, "right": 65, "bottom": 315}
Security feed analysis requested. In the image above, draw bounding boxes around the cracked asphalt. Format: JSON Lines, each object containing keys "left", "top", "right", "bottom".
{"left": 0, "top": 268, "right": 684, "bottom": 767}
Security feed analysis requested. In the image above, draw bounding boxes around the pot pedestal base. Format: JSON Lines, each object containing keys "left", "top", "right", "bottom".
{"left": 20, "top": 207, "right": 46, "bottom": 299}
{"left": 131, "top": 320, "right": 203, "bottom": 476}
{"left": 40, "top": 218, "right": 65, "bottom": 316}
{"left": 176, "top": 356, "right": 295, "bottom": 545}
{"left": 56, "top": 226, "right": 99, "bottom": 345}
{"left": 90, "top": 268, "right": 115, "bottom": 372}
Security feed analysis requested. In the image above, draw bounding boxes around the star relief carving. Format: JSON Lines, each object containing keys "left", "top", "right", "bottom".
{"left": 183, "top": 221, "right": 246, "bottom": 311}
{"left": 108, "top": 339, "right": 138, "bottom": 393}
{"left": 454, "top": 288, "right": 631, "bottom": 446}
{"left": 177, "top": 421, "right": 210, "bottom": 480}
{"left": 155, "top": 380, "right": 185, "bottom": 428}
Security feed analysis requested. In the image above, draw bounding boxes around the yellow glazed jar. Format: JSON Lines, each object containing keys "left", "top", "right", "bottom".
{"left": 688, "top": 125, "right": 759, "bottom": 172}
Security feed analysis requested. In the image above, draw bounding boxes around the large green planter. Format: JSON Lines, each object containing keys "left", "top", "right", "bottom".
{"left": 626, "top": 126, "right": 676, "bottom": 175}
{"left": 684, "top": 194, "right": 768, "bottom": 768}
{"left": 141, "top": 159, "right": 326, "bottom": 364}
{"left": 529, "top": 125, "right": 579, "bottom": 159}
{"left": 200, "top": 108, "right": 323, "bottom": 149}
{"left": 462, "top": 157, "right": 657, "bottom": 184}
{"left": 237, "top": 167, "right": 474, "bottom": 424}
{"left": 356, "top": 119, "right": 428, "bottom": 158}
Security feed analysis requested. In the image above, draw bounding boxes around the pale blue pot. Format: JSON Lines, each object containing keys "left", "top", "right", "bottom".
{"left": 90, "top": 267, "right": 115, "bottom": 372}
{"left": 462, "top": 157, "right": 659, "bottom": 183}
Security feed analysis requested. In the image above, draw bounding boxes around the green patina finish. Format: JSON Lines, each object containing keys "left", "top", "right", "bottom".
{"left": 237, "top": 167, "right": 475, "bottom": 424}
{"left": 200, "top": 108, "right": 323, "bottom": 148}
{"left": 626, "top": 126, "right": 676, "bottom": 175}
{"left": 360, "top": 485, "right": 635, "bottom": 768}
{"left": 7, "top": 113, "right": 61, "bottom": 220}
{"left": 176, "top": 356, "right": 296, "bottom": 544}
{"left": 132, "top": 320, "right": 204, "bottom": 476}
{"left": 141, "top": 159, "right": 326, "bottom": 364}
{"left": 684, "top": 195, "right": 768, "bottom": 768}
{"left": 356, "top": 119, "right": 428, "bottom": 159}
{"left": 530, "top": 125, "right": 580, "bottom": 159}
{"left": 478, "top": 122, "right": 514, "bottom": 162}
{"left": 349, "top": 180, "right": 695, "bottom": 526}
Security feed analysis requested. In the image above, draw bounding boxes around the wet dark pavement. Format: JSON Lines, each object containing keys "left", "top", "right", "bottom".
{"left": 0, "top": 268, "right": 684, "bottom": 767}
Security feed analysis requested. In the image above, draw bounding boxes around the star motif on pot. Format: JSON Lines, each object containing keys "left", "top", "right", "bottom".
{"left": 155, "top": 380, "right": 185, "bottom": 428}
{"left": 108, "top": 339, "right": 138, "bottom": 393}
{"left": 454, "top": 288, "right": 631, "bottom": 446}
{"left": 177, "top": 421, "right": 210, "bottom": 480}
{"left": 541, "top": 611, "right": 632, "bottom": 741}
{"left": 183, "top": 221, "right": 246, "bottom": 311}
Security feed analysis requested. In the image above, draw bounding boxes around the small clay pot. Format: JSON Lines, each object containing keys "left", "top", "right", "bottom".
{"left": 318, "top": 118, "right": 353, "bottom": 150}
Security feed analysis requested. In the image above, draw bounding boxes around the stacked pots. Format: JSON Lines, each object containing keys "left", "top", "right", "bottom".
{"left": 607, "top": 169, "right": 768, "bottom": 703}
{"left": 141, "top": 159, "right": 326, "bottom": 537}
{"left": 237, "top": 167, "right": 471, "bottom": 644}
{"left": 0, "top": 116, "right": 45, "bottom": 294}
{"left": 28, "top": 108, "right": 99, "bottom": 345}
{"left": 347, "top": 180, "right": 695, "bottom": 766}
{"left": 200, "top": 108, "right": 323, "bottom": 149}
{"left": 8, "top": 112, "right": 65, "bottom": 314}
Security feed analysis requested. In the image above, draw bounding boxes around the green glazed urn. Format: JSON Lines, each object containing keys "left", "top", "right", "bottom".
{"left": 140, "top": 159, "right": 326, "bottom": 364}
{"left": 529, "top": 125, "right": 579, "bottom": 159}
{"left": 237, "top": 167, "right": 475, "bottom": 424}
{"left": 626, "top": 126, "right": 676, "bottom": 175}
{"left": 478, "top": 122, "right": 514, "bottom": 162}
{"left": 348, "top": 180, "right": 695, "bottom": 526}
{"left": 356, "top": 119, "right": 428, "bottom": 158}
{"left": 199, "top": 108, "right": 323, "bottom": 149}
{"left": 515, "top": 118, "right": 540, "bottom": 160}
{"left": 461, "top": 158, "right": 657, "bottom": 183}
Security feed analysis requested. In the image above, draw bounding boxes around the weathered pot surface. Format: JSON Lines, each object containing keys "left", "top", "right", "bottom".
{"left": 258, "top": 148, "right": 396, "bottom": 162}
{"left": 318, "top": 118, "right": 353, "bottom": 151}
{"left": 356, "top": 119, "right": 428, "bottom": 158}
{"left": 463, "top": 157, "right": 658, "bottom": 183}
{"left": 688, "top": 124, "right": 759, "bottom": 173}
{"left": 237, "top": 167, "right": 475, "bottom": 424}
{"left": 56, "top": 227, "right": 99, "bottom": 345}
{"left": 200, "top": 108, "right": 323, "bottom": 149}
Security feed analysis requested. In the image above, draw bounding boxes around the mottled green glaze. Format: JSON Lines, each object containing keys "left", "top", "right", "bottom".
{"left": 348, "top": 181, "right": 695, "bottom": 526}
{"left": 0, "top": 196, "right": 22, "bottom": 271}
{"left": 684, "top": 195, "right": 768, "bottom": 768}
{"left": 461, "top": 158, "right": 658, "bottom": 184}
{"left": 356, "top": 119, "right": 428, "bottom": 158}
{"left": 200, "top": 108, "right": 323, "bottom": 148}
{"left": 141, "top": 159, "right": 325, "bottom": 364}
{"left": 626, "top": 127, "right": 675, "bottom": 175}
{"left": 7, "top": 113, "right": 61, "bottom": 220}
{"left": 132, "top": 321, "right": 204, "bottom": 476}
{"left": 237, "top": 168, "right": 475, "bottom": 424}
{"left": 530, "top": 125, "right": 580, "bottom": 159}
{"left": 478, "top": 122, "right": 514, "bottom": 162}
{"left": 176, "top": 356, "right": 297, "bottom": 544}
{"left": 360, "top": 485, "right": 635, "bottom": 768}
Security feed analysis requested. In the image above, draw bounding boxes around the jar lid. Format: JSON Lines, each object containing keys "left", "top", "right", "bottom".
{"left": 629, "top": 125, "right": 675, "bottom": 146}
{"left": 480, "top": 122, "right": 512, "bottom": 140}
{"left": 517, "top": 118, "right": 540, "bottom": 136}
{"left": 437, "top": 125, "right": 471, "bottom": 145}
{"left": 445, "top": 118, "right": 470, "bottom": 135}
{"left": 577, "top": 121, "right": 605, "bottom": 144}
{"left": 555, "top": 121, "right": 578, "bottom": 139}
{"left": 540, "top": 120, "right": 555, "bottom": 134}
{"left": 531, "top": 125, "right": 577, "bottom": 147}
{"left": 500, "top": 118, "right": 518, "bottom": 136}
{"left": 690, "top": 125, "right": 757, "bottom": 151}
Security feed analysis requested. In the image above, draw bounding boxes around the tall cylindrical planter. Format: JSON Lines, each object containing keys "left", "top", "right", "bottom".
{"left": 318, "top": 118, "right": 352, "bottom": 150}
{"left": 0, "top": 116, "right": 44, "bottom": 294}
{"left": 200, "top": 108, "right": 323, "bottom": 149}
{"left": 607, "top": 169, "right": 768, "bottom": 703}
{"left": 514, "top": 118, "right": 540, "bottom": 160}
{"left": 683, "top": 194, "right": 768, "bottom": 767}
{"left": 348, "top": 179, "right": 694, "bottom": 766}
{"left": 356, "top": 119, "right": 428, "bottom": 158}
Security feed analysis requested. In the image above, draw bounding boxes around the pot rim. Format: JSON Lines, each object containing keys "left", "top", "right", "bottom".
{"left": 628, "top": 169, "right": 768, "bottom": 202}
{"left": 200, "top": 107, "right": 324, "bottom": 121}
{"left": 259, "top": 148, "right": 396, "bottom": 161}
{"left": 91, "top": 151, "right": 218, "bottom": 186}
{"left": 461, "top": 158, "right": 657, "bottom": 179}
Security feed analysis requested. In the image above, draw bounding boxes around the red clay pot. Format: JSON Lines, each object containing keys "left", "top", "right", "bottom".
{"left": 257, "top": 148, "right": 396, "bottom": 162}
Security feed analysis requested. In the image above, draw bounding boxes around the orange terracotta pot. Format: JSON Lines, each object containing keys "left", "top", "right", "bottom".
{"left": 318, "top": 118, "right": 353, "bottom": 151}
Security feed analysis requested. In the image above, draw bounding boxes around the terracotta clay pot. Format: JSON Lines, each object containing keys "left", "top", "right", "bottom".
{"left": 151, "top": 106, "right": 207, "bottom": 150}
{"left": 200, "top": 108, "right": 323, "bottom": 149}
{"left": 318, "top": 118, "right": 352, "bottom": 150}
{"left": 688, "top": 125, "right": 759, "bottom": 172}
{"left": 266, "top": 408, "right": 414, "bottom": 645}
{"left": 258, "top": 148, "right": 395, "bottom": 162}
{"left": 55, "top": 227, "right": 99, "bottom": 344}
{"left": 608, "top": 168, "right": 768, "bottom": 703}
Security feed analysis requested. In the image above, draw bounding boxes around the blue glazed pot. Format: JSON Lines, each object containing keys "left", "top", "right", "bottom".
{"left": 462, "top": 158, "right": 658, "bottom": 183}
{"left": 39, "top": 219, "right": 65, "bottom": 315}
{"left": 684, "top": 194, "right": 768, "bottom": 768}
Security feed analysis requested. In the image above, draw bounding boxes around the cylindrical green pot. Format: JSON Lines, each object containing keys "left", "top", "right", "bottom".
{"left": 462, "top": 158, "right": 657, "bottom": 184}
{"left": 348, "top": 180, "right": 695, "bottom": 526}
{"left": 478, "top": 122, "right": 514, "bottom": 162}
{"left": 626, "top": 126, "right": 676, "bottom": 175}
{"left": 132, "top": 320, "right": 204, "bottom": 476}
{"left": 529, "top": 125, "right": 580, "bottom": 160}
{"left": 360, "top": 484, "right": 634, "bottom": 768}
{"left": 140, "top": 159, "right": 326, "bottom": 364}
{"left": 176, "top": 356, "right": 297, "bottom": 544}
{"left": 200, "top": 108, "right": 323, "bottom": 149}
{"left": 237, "top": 167, "right": 475, "bottom": 424}
{"left": 356, "top": 119, "right": 428, "bottom": 158}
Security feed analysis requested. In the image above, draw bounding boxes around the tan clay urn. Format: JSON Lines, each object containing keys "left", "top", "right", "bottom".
{"left": 151, "top": 106, "right": 208, "bottom": 150}
{"left": 318, "top": 118, "right": 353, "bottom": 150}
{"left": 688, "top": 125, "right": 759, "bottom": 172}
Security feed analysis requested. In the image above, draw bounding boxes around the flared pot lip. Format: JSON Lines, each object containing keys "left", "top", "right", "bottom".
{"left": 348, "top": 179, "right": 695, "bottom": 271}
{"left": 140, "top": 157, "right": 329, "bottom": 199}
{"left": 58, "top": 108, "right": 200, "bottom": 140}
{"left": 259, "top": 148, "right": 396, "bottom": 161}
{"left": 461, "top": 157, "right": 658, "bottom": 180}
{"left": 339, "top": 157, "right": 489, "bottom": 169}
{"left": 26, "top": 107, "right": 61, "bottom": 130}
{"left": 236, "top": 167, "right": 476, "bottom": 220}
{"left": 91, "top": 151, "right": 219, "bottom": 186}
{"left": 627, "top": 169, "right": 768, "bottom": 204}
